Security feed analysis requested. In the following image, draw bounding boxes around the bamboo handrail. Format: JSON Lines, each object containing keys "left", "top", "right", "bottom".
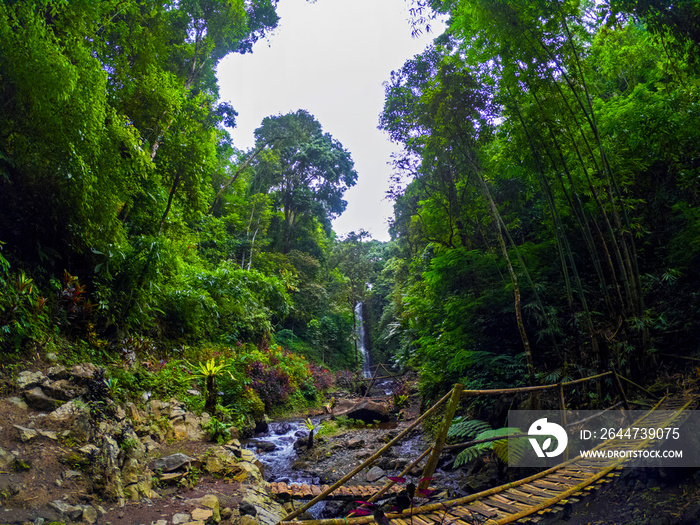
{"left": 278, "top": 387, "right": 456, "bottom": 523}
{"left": 617, "top": 373, "right": 660, "bottom": 399}
{"left": 280, "top": 396, "right": 692, "bottom": 525}
{"left": 460, "top": 371, "right": 613, "bottom": 397}
{"left": 443, "top": 401, "right": 624, "bottom": 452}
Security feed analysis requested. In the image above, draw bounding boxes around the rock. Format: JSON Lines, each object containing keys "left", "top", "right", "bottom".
{"left": 47, "top": 365, "right": 69, "bottom": 380}
{"left": 172, "top": 513, "right": 192, "bottom": 524}
{"left": 274, "top": 422, "right": 293, "bottom": 435}
{"left": 239, "top": 501, "right": 258, "bottom": 516}
{"left": 49, "top": 500, "right": 83, "bottom": 521}
{"left": 365, "top": 466, "right": 385, "bottom": 483}
{"left": 0, "top": 447, "right": 16, "bottom": 470}
{"left": 250, "top": 439, "right": 277, "bottom": 452}
{"left": 192, "top": 508, "right": 213, "bottom": 521}
{"left": 70, "top": 363, "right": 100, "bottom": 383}
{"left": 154, "top": 452, "right": 192, "bottom": 472}
{"left": 64, "top": 469, "right": 82, "bottom": 479}
{"left": 41, "top": 379, "right": 84, "bottom": 401}
{"left": 241, "top": 516, "right": 260, "bottom": 525}
{"left": 347, "top": 438, "right": 365, "bottom": 449}
{"left": 46, "top": 352, "right": 59, "bottom": 362}
{"left": 81, "top": 505, "right": 98, "bottom": 524}
{"left": 188, "top": 494, "right": 221, "bottom": 523}
{"left": 337, "top": 399, "right": 390, "bottom": 423}
{"left": 17, "top": 370, "right": 46, "bottom": 390}
{"left": 14, "top": 425, "right": 38, "bottom": 442}
{"left": 23, "top": 387, "right": 61, "bottom": 411}
{"left": 8, "top": 397, "right": 28, "bottom": 410}
{"left": 37, "top": 429, "right": 58, "bottom": 440}
{"left": 255, "top": 419, "right": 269, "bottom": 433}
{"left": 47, "top": 399, "right": 92, "bottom": 441}
{"left": 221, "top": 507, "right": 234, "bottom": 520}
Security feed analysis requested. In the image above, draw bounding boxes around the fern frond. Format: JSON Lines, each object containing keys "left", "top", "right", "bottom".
{"left": 447, "top": 417, "right": 491, "bottom": 439}
{"left": 452, "top": 427, "right": 524, "bottom": 467}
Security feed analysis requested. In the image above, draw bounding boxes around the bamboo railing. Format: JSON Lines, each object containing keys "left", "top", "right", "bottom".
{"left": 277, "top": 367, "right": 642, "bottom": 524}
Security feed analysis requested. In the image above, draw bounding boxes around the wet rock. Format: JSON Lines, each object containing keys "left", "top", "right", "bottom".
{"left": 255, "top": 419, "right": 269, "bottom": 433}
{"left": 365, "top": 466, "right": 385, "bottom": 483}
{"left": 154, "top": 452, "right": 192, "bottom": 472}
{"left": 275, "top": 423, "right": 294, "bottom": 435}
{"left": 17, "top": 370, "right": 46, "bottom": 390}
{"left": 250, "top": 439, "right": 277, "bottom": 452}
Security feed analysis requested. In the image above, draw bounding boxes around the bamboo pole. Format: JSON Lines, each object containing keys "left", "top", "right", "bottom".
{"left": 419, "top": 383, "right": 463, "bottom": 493}
{"left": 278, "top": 387, "right": 456, "bottom": 523}
{"left": 280, "top": 397, "right": 691, "bottom": 525}
{"left": 618, "top": 373, "right": 659, "bottom": 399}
{"left": 558, "top": 382, "right": 568, "bottom": 461}
{"left": 612, "top": 369, "right": 631, "bottom": 412}
{"left": 460, "top": 371, "right": 613, "bottom": 398}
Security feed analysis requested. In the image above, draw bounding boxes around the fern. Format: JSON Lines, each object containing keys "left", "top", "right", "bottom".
{"left": 447, "top": 417, "right": 491, "bottom": 440}
{"left": 448, "top": 418, "right": 528, "bottom": 468}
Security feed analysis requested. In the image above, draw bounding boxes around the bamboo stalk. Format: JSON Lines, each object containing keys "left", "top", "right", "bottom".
{"left": 460, "top": 371, "right": 613, "bottom": 398}
{"left": 618, "top": 374, "right": 659, "bottom": 399}
{"left": 612, "top": 369, "right": 632, "bottom": 412}
{"left": 281, "top": 397, "right": 691, "bottom": 525}
{"left": 278, "top": 387, "right": 456, "bottom": 523}
{"left": 558, "top": 382, "right": 568, "bottom": 461}
{"left": 419, "top": 383, "right": 463, "bottom": 493}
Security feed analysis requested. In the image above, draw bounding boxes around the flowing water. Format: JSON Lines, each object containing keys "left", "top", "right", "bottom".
{"left": 355, "top": 302, "right": 371, "bottom": 379}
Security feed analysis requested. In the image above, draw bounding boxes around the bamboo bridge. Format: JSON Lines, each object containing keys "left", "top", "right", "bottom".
{"left": 274, "top": 369, "right": 698, "bottom": 525}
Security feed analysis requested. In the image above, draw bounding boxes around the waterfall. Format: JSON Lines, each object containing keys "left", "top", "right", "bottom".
{"left": 355, "top": 302, "right": 371, "bottom": 378}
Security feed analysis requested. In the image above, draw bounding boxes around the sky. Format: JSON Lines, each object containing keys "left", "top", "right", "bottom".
{"left": 216, "top": 0, "right": 443, "bottom": 242}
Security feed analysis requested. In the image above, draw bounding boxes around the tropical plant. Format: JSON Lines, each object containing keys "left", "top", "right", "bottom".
{"left": 448, "top": 417, "right": 528, "bottom": 468}
{"left": 188, "top": 358, "right": 234, "bottom": 414}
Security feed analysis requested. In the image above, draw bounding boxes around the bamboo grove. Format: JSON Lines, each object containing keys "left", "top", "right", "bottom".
{"left": 372, "top": 0, "right": 700, "bottom": 399}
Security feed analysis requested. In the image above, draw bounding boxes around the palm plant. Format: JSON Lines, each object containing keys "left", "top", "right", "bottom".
{"left": 188, "top": 358, "right": 234, "bottom": 414}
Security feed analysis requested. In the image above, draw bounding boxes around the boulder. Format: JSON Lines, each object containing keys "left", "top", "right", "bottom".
{"left": 249, "top": 439, "right": 277, "bottom": 452}
{"left": 154, "top": 452, "right": 192, "bottom": 472}
{"left": 50, "top": 500, "right": 83, "bottom": 521}
{"left": 17, "top": 370, "right": 46, "bottom": 390}
{"left": 47, "top": 399, "right": 92, "bottom": 442}
{"left": 0, "top": 447, "right": 16, "bottom": 470}
{"left": 41, "top": 379, "right": 84, "bottom": 401}
{"left": 23, "top": 387, "right": 62, "bottom": 411}
{"left": 47, "top": 365, "right": 69, "bottom": 380}
{"left": 347, "top": 438, "right": 365, "bottom": 449}
{"left": 188, "top": 494, "right": 221, "bottom": 524}
{"left": 335, "top": 399, "right": 390, "bottom": 423}
{"left": 274, "top": 422, "right": 293, "bottom": 435}
{"left": 70, "top": 363, "right": 100, "bottom": 383}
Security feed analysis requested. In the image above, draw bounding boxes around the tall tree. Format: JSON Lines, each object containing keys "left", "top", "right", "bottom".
{"left": 252, "top": 110, "right": 358, "bottom": 253}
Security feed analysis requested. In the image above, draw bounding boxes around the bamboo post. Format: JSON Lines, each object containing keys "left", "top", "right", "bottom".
{"left": 612, "top": 369, "right": 631, "bottom": 411}
{"left": 618, "top": 373, "right": 659, "bottom": 399}
{"left": 279, "top": 387, "right": 456, "bottom": 523}
{"left": 418, "top": 383, "right": 463, "bottom": 493}
{"left": 558, "top": 382, "right": 568, "bottom": 461}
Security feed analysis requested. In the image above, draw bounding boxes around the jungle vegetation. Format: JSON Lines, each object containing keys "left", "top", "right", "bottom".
{"left": 1, "top": 0, "right": 700, "bottom": 420}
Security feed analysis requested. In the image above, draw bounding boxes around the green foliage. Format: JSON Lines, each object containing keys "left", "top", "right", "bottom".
{"left": 448, "top": 417, "right": 526, "bottom": 468}
{"left": 205, "top": 417, "right": 234, "bottom": 445}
